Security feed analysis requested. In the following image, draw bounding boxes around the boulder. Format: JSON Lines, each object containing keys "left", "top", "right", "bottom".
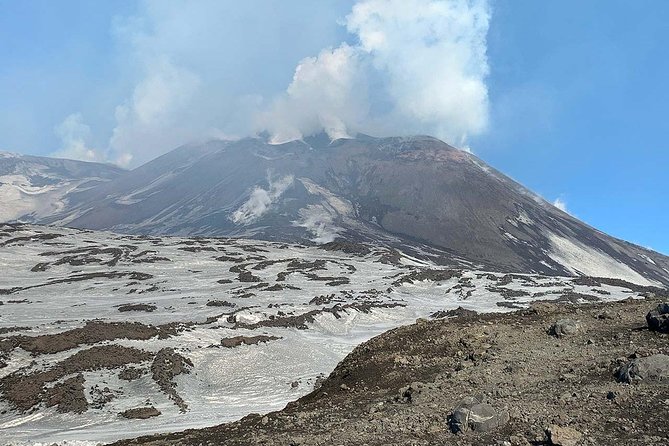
{"left": 398, "top": 381, "right": 432, "bottom": 404}
{"left": 547, "top": 425, "right": 583, "bottom": 446}
{"left": 450, "top": 396, "right": 509, "bottom": 433}
{"left": 618, "top": 354, "right": 669, "bottom": 383}
{"left": 550, "top": 319, "right": 580, "bottom": 338}
{"left": 646, "top": 303, "right": 669, "bottom": 333}
{"left": 120, "top": 406, "right": 161, "bottom": 419}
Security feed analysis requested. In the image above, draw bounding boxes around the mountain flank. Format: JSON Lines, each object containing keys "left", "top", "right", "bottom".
{"left": 4, "top": 135, "right": 665, "bottom": 285}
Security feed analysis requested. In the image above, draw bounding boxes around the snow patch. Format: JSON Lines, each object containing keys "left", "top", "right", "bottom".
{"left": 299, "top": 178, "right": 354, "bottom": 216}
{"left": 546, "top": 232, "right": 656, "bottom": 286}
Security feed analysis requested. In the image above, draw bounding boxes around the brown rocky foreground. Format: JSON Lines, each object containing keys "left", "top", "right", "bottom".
{"left": 113, "top": 294, "right": 669, "bottom": 446}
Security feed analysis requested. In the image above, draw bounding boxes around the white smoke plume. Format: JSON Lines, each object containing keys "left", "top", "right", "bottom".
{"left": 54, "top": 0, "right": 491, "bottom": 166}
{"left": 293, "top": 205, "right": 344, "bottom": 243}
{"left": 263, "top": 0, "right": 491, "bottom": 145}
{"left": 231, "top": 174, "right": 295, "bottom": 225}
{"left": 51, "top": 114, "right": 104, "bottom": 163}
{"left": 260, "top": 44, "right": 369, "bottom": 144}
{"left": 553, "top": 197, "right": 567, "bottom": 212}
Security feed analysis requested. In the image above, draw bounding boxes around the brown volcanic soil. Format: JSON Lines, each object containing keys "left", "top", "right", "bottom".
{"left": 113, "top": 295, "right": 669, "bottom": 446}
{"left": 1, "top": 345, "right": 151, "bottom": 412}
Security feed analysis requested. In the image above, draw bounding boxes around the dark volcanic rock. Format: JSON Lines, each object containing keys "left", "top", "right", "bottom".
{"left": 151, "top": 348, "right": 193, "bottom": 412}
{"left": 618, "top": 354, "right": 669, "bottom": 383}
{"left": 550, "top": 319, "right": 580, "bottom": 338}
{"left": 450, "top": 396, "right": 509, "bottom": 433}
{"left": 646, "top": 303, "right": 669, "bottom": 333}
{"left": 119, "top": 367, "right": 145, "bottom": 381}
{"left": 45, "top": 374, "right": 88, "bottom": 414}
{"left": 118, "top": 303, "right": 157, "bottom": 312}
{"left": 219, "top": 335, "right": 280, "bottom": 348}
{"left": 431, "top": 306, "right": 478, "bottom": 319}
{"left": 1, "top": 345, "right": 151, "bottom": 412}
{"left": 120, "top": 406, "right": 161, "bottom": 419}
{"left": 206, "top": 300, "right": 236, "bottom": 307}
{"left": 6, "top": 321, "right": 162, "bottom": 355}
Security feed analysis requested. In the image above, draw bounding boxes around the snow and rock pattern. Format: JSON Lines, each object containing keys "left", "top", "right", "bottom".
{"left": 0, "top": 152, "right": 123, "bottom": 224}
{"left": 34, "top": 135, "right": 669, "bottom": 286}
{"left": 0, "top": 224, "right": 665, "bottom": 444}
{"left": 113, "top": 295, "right": 669, "bottom": 446}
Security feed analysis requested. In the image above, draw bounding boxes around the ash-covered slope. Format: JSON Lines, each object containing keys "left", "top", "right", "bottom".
{"left": 0, "top": 151, "right": 125, "bottom": 223}
{"left": 42, "top": 135, "right": 669, "bottom": 285}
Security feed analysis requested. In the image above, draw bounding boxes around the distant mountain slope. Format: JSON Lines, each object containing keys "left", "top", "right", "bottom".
{"left": 0, "top": 151, "right": 125, "bottom": 222}
{"left": 37, "top": 135, "right": 669, "bottom": 285}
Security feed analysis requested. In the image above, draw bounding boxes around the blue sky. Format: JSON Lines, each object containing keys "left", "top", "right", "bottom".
{"left": 0, "top": 0, "right": 667, "bottom": 253}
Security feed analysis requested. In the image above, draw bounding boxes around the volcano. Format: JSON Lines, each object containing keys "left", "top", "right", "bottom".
{"left": 21, "top": 134, "right": 666, "bottom": 285}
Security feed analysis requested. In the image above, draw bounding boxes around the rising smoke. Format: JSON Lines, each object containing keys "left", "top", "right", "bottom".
{"left": 54, "top": 0, "right": 491, "bottom": 167}
{"left": 231, "top": 174, "right": 295, "bottom": 225}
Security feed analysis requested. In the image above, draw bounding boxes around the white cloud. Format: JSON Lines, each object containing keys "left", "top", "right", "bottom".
{"left": 231, "top": 174, "right": 294, "bottom": 225}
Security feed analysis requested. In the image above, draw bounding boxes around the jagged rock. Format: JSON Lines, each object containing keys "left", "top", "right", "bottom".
{"left": 646, "top": 303, "right": 669, "bottom": 333}
{"left": 547, "top": 424, "right": 583, "bottom": 446}
{"left": 120, "top": 406, "right": 161, "bottom": 419}
{"left": 618, "top": 354, "right": 669, "bottom": 383}
{"left": 397, "top": 381, "right": 432, "bottom": 404}
{"left": 219, "top": 335, "right": 280, "bottom": 348}
{"left": 450, "top": 396, "right": 509, "bottom": 433}
{"left": 550, "top": 319, "right": 580, "bottom": 338}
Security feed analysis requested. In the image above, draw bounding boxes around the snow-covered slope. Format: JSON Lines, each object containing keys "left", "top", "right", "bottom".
{"left": 0, "top": 152, "right": 124, "bottom": 223}
{"left": 37, "top": 135, "right": 669, "bottom": 285}
{"left": 0, "top": 224, "right": 664, "bottom": 444}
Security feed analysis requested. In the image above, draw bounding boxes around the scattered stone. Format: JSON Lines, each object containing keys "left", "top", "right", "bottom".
{"left": 46, "top": 374, "right": 88, "bottom": 414}
{"left": 618, "top": 354, "right": 669, "bottom": 383}
{"left": 596, "top": 310, "right": 614, "bottom": 320}
{"left": 320, "top": 241, "right": 371, "bottom": 256}
{"left": 90, "top": 384, "right": 116, "bottom": 409}
{"left": 118, "top": 303, "right": 157, "bottom": 312}
{"left": 206, "top": 300, "right": 235, "bottom": 307}
{"left": 397, "top": 381, "right": 432, "bottom": 404}
{"left": 509, "top": 435, "right": 531, "bottom": 446}
{"left": 547, "top": 424, "right": 583, "bottom": 446}
{"left": 450, "top": 396, "right": 509, "bottom": 433}
{"left": 431, "top": 306, "right": 478, "bottom": 319}
{"left": 219, "top": 335, "right": 280, "bottom": 348}
{"left": 119, "top": 367, "right": 145, "bottom": 381}
{"left": 646, "top": 303, "right": 669, "bottom": 333}
{"left": 550, "top": 319, "right": 580, "bottom": 338}
{"left": 120, "top": 406, "right": 161, "bottom": 419}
